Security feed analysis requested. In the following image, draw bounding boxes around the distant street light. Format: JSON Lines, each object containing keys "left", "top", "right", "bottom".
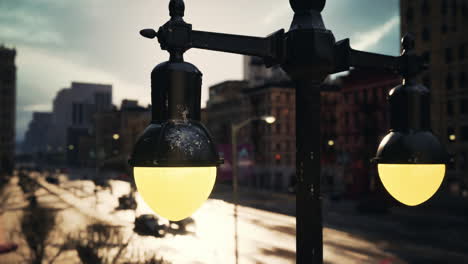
{"left": 263, "top": 116, "right": 276, "bottom": 124}
{"left": 68, "top": 145, "right": 74, "bottom": 151}
{"left": 231, "top": 115, "right": 275, "bottom": 264}
{"left": 327, "top": 140, "right": 334, "bottom": 146}
{"left": 449, "top": 134, "right": 456, "bottom": 141}
{"left": 132, "top": 0, "right": 449, "bottom": 262}
{"left": 112, "top": 134, "right": 120, "bottom": 140}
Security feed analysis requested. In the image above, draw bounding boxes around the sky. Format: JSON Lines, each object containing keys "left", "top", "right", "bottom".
{"left": 0, "top": 0, "right": 400, "bottom": 141}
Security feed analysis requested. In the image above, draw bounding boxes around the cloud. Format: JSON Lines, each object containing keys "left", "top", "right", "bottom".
{"left": 5, "top": 0, "right": 400, "bottom": 142}
{"left": 262, "top": 2, "right": 291, "bottom": 26}
{"left": 350, "top": 15, "right": 399, "bottom": 51}
{"left": 22, "top": 104, "right": 52, "bottom": 112}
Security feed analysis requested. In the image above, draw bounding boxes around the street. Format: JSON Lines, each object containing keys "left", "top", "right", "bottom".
{"left": 1, "top": 171, "right": 468, "bottom": 264}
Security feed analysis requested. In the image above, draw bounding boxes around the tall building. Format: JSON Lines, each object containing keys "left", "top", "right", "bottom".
{"left": 336, "top": 69, "right": 401, "bottom": 196}
{"left": 51, "top": 82, "right": 112, "bottom": 149}
{"left": 75, "top": 100, "right": 151, "bottom": 171}
{"left": 23, "top": 112, "right": 53, "bottom": 153}
{"left": 205, "top": 56, "right": 341, "bottom": 192}
{"left": 400, "top": 0, "right": 468, "bottom": 188}
{"left": 0, "top": 46, "right": 16, "bottom": 174}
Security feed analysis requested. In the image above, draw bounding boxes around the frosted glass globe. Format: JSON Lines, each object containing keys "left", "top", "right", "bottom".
{"left": 378, "top": 164, "right": 445, "bottom": 206}
{"left": 134, "top": 167, "right": 216, "bottom": 221}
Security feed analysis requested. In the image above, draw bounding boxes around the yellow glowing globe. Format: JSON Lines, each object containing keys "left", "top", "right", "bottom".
{"left": 378, "top": 164, "right": 445, "bottom": 206}
{"left": 134, "top": 167, "right": 216, "bottom": 221}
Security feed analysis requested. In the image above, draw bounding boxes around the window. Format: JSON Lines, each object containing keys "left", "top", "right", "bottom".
{"left": 422, "top": 0, "right": 430, "bottom": 15}
{"left": 446, "top": 74, "right": 454, "bottom": 90}
{"left": 442, "top": 0, "right": 448, "bottom": 15}
{"left": 461, "top": 152, "right": 467, "bottom": 170}
{"left": 451, "top": 0, "right": 457, "bottom": 16}
{"left": 462, "top": 126, "right": 468, "bottom": 141}
{"left": 460, "top": 44, "right": 466, "bottom": 60}
{"left": 461, "top": 99, "right": 468, "bottom": 115}
{"left": 423, "top": 76, "right": 431, "bottom": 89}
{"left": 445, "top": 48, "right": 453, "bottom": 63}
{"left": 460, "top": 72, "right": 467, "bottom": 88}
{"left": 354, "top": 112, "right": 360, "bottom": 127}
{"left": 423, "top": 51, "right": 431, "bottom": 63}
{"left": 406, "top": 7, "right": 414, "bottom": 22}
{"left": 422, "top": 28, "right": 430, "bottom": 41}
{"left": 447, "top": 101, "right": 454, "bottom": 115}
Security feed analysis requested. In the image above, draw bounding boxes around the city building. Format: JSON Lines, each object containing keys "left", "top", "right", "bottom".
{"left": 0, "top": 46, "right": 16, "bottom": 174}
{"left": 89, "top": 100, "right": 151, "bottom": 172}
{"left": 51, "top": 82, "right": 112, "bottom": 150}
{"left": 401, "top": 0, "right": 468, "bottom": 189}
{"left": 336, "top": 69, "right": 401, "bottom": 197}
{"left": 205, "top": 56, "right": 341, "bottom": 192}
{"left": 23, "top": 112, "right": 53, "bottom": 154}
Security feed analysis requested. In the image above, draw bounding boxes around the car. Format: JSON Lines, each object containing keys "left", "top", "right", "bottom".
{"left": 134, "top": 214, "right": 167, "bottom": 237}
{"left": 93, "top": 178, "right": 110, "bottom": 188}
{"left": 116, "top": 194, "right": 137, "bottom": 210}
{"left": 168, "top": 217, "right": 196, "bottom": 235}
{"left": 46, "top": 176, "right": 59, "bottom": 185}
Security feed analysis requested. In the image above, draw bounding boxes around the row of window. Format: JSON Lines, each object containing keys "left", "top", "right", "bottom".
{"left": 272, "top": 92, "right": 293, "bottom": 103}
{"left": 407, "top": 0, "right": 468, "bottom": 21}
{"left": 421, "top": 45, "right": 467, "bottom": 65}
{"left": 423, "top": 72, "right": 467, "bottom": 90}
{"left": 447, "top": 99, "right": 468, "bottom": 115}
{"left": 446, "top": 72, "right": 467, "bottom": 90}
{"left": 445, "top": 46, "right": 467, "bottom": 63}
{"left": 420, "top": 22, "right": 462, "bottom": 41}
{"left": 343, "top": 87, "right": 388, "bottom": 105}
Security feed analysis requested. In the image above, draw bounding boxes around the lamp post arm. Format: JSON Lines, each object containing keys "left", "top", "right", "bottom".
{"left": 333, "top": 37, "right": 427, "bottom": 78}
{"left": 142, "top": 23, "right": 285, "bottom": 66}
{"left": 191, "top": 30, "right": 285, "bottom": 66}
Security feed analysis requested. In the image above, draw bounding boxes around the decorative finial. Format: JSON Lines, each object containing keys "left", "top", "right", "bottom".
{"left": 289, "top": 0, "right": 325, "bottom": 13}
{"left": 169, "top": 0, "right": 185, "bottom": 18}
{"left": 140, "top": 28, "right": 157, "bottom": 39}
{"left": 401, "top": 33, "right": 415, "bottom": 54}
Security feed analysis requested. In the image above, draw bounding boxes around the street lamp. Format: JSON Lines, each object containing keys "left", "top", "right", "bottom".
{"left": 231, "top": 115, "right": 276, "bottom": 195}
{"left": 373, "top": 37, "right": 448, "bottom": 206}
{"left": 129, "top": 26, "right": 222, "bottom": 221}
{"left": 133, "top": 0, "right": 448, "bottom": 262}
{"left": 231, "top": 115, "right": 275, "bottom": 264}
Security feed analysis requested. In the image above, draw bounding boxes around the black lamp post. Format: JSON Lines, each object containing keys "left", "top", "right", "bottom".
{"left": 131, "top": 0, "right": 448, "bottom": 263}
